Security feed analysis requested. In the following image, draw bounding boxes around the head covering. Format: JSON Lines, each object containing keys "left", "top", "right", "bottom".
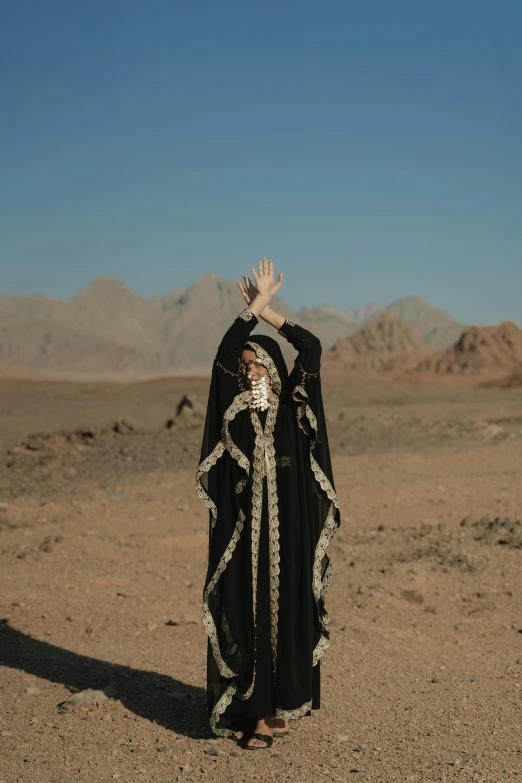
{"left": 242, "top": 334, "right": 288, "bottom": 398}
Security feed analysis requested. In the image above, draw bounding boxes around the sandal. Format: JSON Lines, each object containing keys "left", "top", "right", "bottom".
{"left": 243, "top": 732, "right": 274, "bottom": 749}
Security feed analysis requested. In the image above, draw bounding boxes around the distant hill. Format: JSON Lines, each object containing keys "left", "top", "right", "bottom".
{"left": 412, "top": 321, "right": 522, "bottom": 377}
{"left": 385, "top": 296, "right": 467, "bottom": 350}
{"left": 0, "top": 274, "right": 364, "bottom": 375}
{"left": 322, "top": 312, "right": 432, "bottom": 373}
{"left": 296, "top": 308, "right": 359, "bottom": 351}
{"left": 298, "top": 303, "right": 383, "bottom": 325}
{"left": 0, "top": 276, "right": 513, "bottom": 377}
{"left": 0, "top": 317, "right": 163, "bottom": 373}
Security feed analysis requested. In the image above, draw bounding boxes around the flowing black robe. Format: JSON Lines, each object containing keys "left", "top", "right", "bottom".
{"left": 196, "top": 308, "right": 340, "bottom": 737}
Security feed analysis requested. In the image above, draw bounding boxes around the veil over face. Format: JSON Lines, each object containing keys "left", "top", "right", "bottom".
{"left": 196, "top": 308, "right": 340, "bottom": 737}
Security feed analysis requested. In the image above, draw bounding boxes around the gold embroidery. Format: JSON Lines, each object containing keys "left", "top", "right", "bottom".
{"left": 245, "top": 341, "right": 282, "bottom": 395}
{"left": 290, "top": 382, "right": 341, "bottom": 668}
{"left": 275, "top": 699, "right": 313, "bottom": 721}
{"left": 312, "top": 634, "right": 330, "bottom": 666}
{"left": 239, "top": 307, "right": 255, "bottom": 321}
{"left": 222, "top": 391, "right": 251, "bottom": 472}
{"left": 202, "top": 508, "right": 246, "bottom": 678}
{"left": 209, "top": 682, "right": 237, "bottom": 737}
{"left": 275, "top": 456, "right": 292, "bottom": 467}
{"left": 196, "top": 440, "right": 226, "bottom": 529}
{"left": 196, "top": 392, "right": 252, "bottom": 681}
{"left": 310, "top": 454, "right": 340, "bottom": 508}
{"left": 250, "top": 395, "right": 281, "bottom": 671}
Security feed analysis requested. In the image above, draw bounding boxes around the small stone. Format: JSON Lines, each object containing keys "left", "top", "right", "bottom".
{"left": 203, "top": 744, "right": 219, "bottom": 756}
{"left": 337, "top": 733, "right": 350, "bottom": 742}
{"left": 431, "top": 676, "right": 440, "bottom": 683}
{"left": 146, "top": 622, "right": 158, "bottom": 631}
{"left": 165, "top": 616, "right": 197, "bottom": 626}
{"left": 230, "top": 750, "right": 240, "bottom": 757}
{"left": 57, "top": 687, "right": 109, "bottom": 712}
{"left": 355, "top": 744, "right": 367, "bottom": 753}
{"left": 402, "top": 589, "right": 424, "bottom": 604}
{"left": 25, "top": 686, "right": 41, "bottom": 695}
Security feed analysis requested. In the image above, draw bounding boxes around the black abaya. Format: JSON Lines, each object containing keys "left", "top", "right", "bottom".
{"left": 196, "top": 308, "right": 340, "bottom": 737}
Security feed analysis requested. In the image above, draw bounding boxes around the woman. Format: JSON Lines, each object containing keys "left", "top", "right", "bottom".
{"left": 196, "top": 259, "right": 340, "bottom": 749}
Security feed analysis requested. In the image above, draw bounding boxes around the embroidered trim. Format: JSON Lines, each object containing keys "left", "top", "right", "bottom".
{"left": 245, "top": 341, "right": 282, "bottom": 396}
{"left": 209, "top": 683, "right": 237, "bottom": 737}
{"left": 285, "top": 318, "right": 296, "bottom": 327}
{"left": 195, "top": 440, "right": 226, "bottom": 528}
{"left": 222, "top": 392, "right": 251, "bottom": 472}
{"left": 310, "top": 454, "right": 339, "bottom": 508}
{"left": 202, "top": 507, "right": 246, "bottom": 678}
{"left": 275, "top": 699, "right": 313, "bottom": 721}
{"left": 196, "top": 392, "right": 252, "bottom": 682}
{"left": 238, "top": 308, "right": 254, "bottom": 322}
{"left": 290, "top": 382, "right": 341, "bottom": 667}
{"left": 275, "top": 455, "right": 292, "bottom": 467}
{"left": 312, "top": 634, "right": 330, "bottom": 666}
{"left": 250, "top": 395, "right": 280, "bottom": 671}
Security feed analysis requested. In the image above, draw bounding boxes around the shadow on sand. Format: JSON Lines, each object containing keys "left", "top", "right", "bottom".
{"left": 0, "top": 619, "right": 210, "bottom": 739}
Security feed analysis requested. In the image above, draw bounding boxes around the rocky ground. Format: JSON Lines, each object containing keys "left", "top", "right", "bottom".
{"left": 1, "top": 377, "right": 522, "bottom": 782}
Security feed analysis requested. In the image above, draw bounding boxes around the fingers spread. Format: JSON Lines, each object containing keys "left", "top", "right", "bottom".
{"left": 251, "top": 265, "right": 258, "bottom": 281}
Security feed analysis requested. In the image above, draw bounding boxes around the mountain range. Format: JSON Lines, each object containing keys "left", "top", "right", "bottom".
{"left": 0, "top": 273, "right": 489, "bottom": 377}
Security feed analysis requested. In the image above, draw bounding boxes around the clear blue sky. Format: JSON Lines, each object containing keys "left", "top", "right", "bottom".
{"left": 1, "top": 0, "right": 521, "bottom": 325}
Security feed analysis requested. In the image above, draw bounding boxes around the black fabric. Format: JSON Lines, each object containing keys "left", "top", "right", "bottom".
{"left": 197, "top": 310, "right": 340, "bottom": 737}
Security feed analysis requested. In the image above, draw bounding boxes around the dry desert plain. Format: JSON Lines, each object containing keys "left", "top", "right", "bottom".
{"left": 0, "top": 374, "right": 521, "bottom": 783}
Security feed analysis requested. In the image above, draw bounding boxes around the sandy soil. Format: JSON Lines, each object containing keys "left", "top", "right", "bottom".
{"left": 1, "top": 378, "right": 522, "bottom": 782}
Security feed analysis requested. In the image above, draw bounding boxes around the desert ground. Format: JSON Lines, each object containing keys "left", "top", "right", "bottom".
{"left": 1, "top": 375, "right": 521, "bottom": 783}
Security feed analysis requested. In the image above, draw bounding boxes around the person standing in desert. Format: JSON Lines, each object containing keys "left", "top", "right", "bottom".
{"left": 196, "top": 259, "right": 340, "bottom": 749}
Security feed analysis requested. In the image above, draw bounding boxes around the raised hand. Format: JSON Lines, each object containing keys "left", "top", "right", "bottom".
{"left": 236, "top": 274, "right": 257, "bottom": 306}
{"left": 251, "top": 258, "right": 283, "bottom": 299}
{"left": 236, "top": 258, "right": 284, "bottom": 324}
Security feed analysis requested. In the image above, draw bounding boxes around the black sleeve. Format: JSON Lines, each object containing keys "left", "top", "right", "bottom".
{"left": 216, "top": 307, "right": 259, "bottom": 373}
{"left": 277, "top": 318, "right": 322, "bottom": 374}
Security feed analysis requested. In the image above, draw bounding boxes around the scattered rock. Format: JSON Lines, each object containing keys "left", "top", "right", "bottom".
{"left": 57, "top": 683, "right": 117, "bottom": 712}
{"left": 176, "top": 396, "right": 196, "bottom": 416}
{"left": 112, "top": 418, "right": 140, "bottom": 435}
{"left": 402, "top": 589, "right": 424, "bottom": 604}
{"left": 165, "top": 616, "right": 197, "bottom": 626}
{"left": 38, "top": 536, "right": 54, "bottom": 553}
{"left": 472, "top": 516, "right": 522, "bottom": 548}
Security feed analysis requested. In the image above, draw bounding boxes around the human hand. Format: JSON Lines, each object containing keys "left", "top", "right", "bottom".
{"left": 236, "top": 274, "right": 257, "bottom": 307}
{"left": 249, "top": 258, "right": 283, "bottom": 300}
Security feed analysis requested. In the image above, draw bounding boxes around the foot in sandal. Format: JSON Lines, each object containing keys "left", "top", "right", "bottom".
{"left": 244, "top": 717, "right": 274, "bottom": 749}
{"left": 267, "top": 716, "right": 289, "bottom": 736}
